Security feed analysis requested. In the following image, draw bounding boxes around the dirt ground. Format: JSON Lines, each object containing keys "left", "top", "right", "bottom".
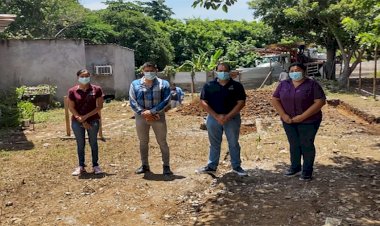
{"left": 1, "top": 89, "right": 380, "bottom": 226}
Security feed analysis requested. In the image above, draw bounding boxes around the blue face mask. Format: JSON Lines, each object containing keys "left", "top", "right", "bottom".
{"left": 289, "top": 72, "right": 303, "bottom": 81}
{"left": 144, "top": 72, "right": 157, "bottom": 80}
{"left": 78, "top": 77, "right": 90, "bottom": 84}
{"left": 216, "top": 72, "right": 230, "bottom": 80}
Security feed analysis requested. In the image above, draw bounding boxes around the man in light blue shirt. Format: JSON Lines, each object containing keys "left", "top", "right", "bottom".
{"left": 129, "top": 62, "right": 173, "bottom": 176}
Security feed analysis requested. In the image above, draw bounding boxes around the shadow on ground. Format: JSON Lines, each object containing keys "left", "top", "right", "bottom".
{"left": 0, "top": 128, "right": 34, "bottom": 151}
{"left": 183, "top": 156, "right": 380, "bottom": 226}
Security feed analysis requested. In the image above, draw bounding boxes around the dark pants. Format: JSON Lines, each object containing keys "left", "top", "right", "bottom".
{"left": 282, "top": 121, "right": 321, "bottom": 175}
{"left": 71, "top": 119, "right": 100, "bottom": 167}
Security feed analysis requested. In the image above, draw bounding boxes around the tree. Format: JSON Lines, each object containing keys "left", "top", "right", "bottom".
{"left": 105, "top": 0, "right": 173, "bottom": 21}
{"left": 249, "top": 0, "right": 379, "bottom": 87}
{"left": 102, "top": 8, "right": 174, "bottom": 69}
{"left": 139, "top": 0, "right": 174, "bottom": 21}
{"left": 0, "top": 0, "right": 86, "bottom": 39}
{"left": 159, "top": 18, "right": 273, "bottom": 66}
{"left": 178, "top": 49, "right": 224, "bottom": 95}
{"left": 63, "top": 12, "right": 117, "bottom": 44}
{"left": 192, "top": 0, "right": 238, "bottom": 12}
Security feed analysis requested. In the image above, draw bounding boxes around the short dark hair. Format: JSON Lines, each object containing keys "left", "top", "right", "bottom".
{"left": 142, "top": 62, "right": 157, "bottom": 69}
{"left": 289, "top": 62, "right": 306, "bottom": 71}
{"left": 76, "top": 69, "right": 90, "bottom": 76}
{"left": 171, "top": 82, "right": 176, "bottom": 86}
{"left": 216, "top": 62, "right": 231, "bottom": 71}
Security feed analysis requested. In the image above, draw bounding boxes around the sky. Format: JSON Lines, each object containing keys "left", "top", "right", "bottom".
{"left": 79, "top": 0, "right": 254, "bottom": 21}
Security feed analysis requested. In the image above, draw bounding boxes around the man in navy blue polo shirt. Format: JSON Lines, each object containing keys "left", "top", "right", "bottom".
{"left": 196, "top": 62, "right": 248, "bottom": 176}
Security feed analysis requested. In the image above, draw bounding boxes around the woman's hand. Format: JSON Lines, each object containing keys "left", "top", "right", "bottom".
{"left": 292, "top": 114, "right": 306, "bottom": 123}
{"left": 281, "top": 114, "right": 293, "bottom": 124}
{"left": 75, "top": 115, "right": 85, "bottom": 123}
{"left": 82, "top": 121, "right": 91, "bottom": 129}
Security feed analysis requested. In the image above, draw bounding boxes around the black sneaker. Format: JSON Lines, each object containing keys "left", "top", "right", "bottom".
{"left": 232, "top": 166, "right": 248, "bottom": 176}
{"left": 163, "top": 165, "right": 173, "bottom": 175}
{"left": 299, "top": 174, "right": 312, "bottom": 181}
{"left": 135, "top": 165, "right": 150, "bottom": 174}
{"left": 196, "top": 166, "right": 216, "bottom": 174}
{"left": 284, "top": 169, "right": 301, "bottom": 177}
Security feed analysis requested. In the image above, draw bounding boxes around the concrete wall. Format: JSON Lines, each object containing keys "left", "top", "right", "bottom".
{"left": 0, "top": 39, "right": 85, "bottom": 101}
{"left": 85, "top": 44, "right": 135, "bottom": 99}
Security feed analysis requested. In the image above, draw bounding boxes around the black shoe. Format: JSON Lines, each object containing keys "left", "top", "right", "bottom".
{"left": 135, "top": 165, "right": 150, "bottom": 174}
{"left": 196, "top": 166, "right": 216, "bottom": 174}
{"left": 299, "top": 174, "right": 312, "bottom": 181}
{"left": 163, "top": 165, "right": 173, "bottom": 175}
{"left": 284, "top": 169, "right": 301, "bottom": 177}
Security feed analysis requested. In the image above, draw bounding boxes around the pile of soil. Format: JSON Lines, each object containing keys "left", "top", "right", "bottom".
{"left": 177, "top": 90, "right": 277, "bottom": 119}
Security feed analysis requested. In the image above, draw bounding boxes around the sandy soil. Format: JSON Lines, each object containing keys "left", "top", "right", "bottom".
{"left": 0, "top": 90, "right": 379, "bottom": 226}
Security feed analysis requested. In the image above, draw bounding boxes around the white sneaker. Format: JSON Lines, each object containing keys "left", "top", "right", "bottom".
{"left": 72, "top": 166, "right": 86, "bottom": 176}
{"left": 93, "top": 166, "right": 103, "bottom": 174}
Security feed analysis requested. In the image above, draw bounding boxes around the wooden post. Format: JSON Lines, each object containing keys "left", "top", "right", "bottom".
{"left": 64, "top": 96, "right": 70, "bottom": 136}
{"left": 359, "top": 61, "right": 362, "bottom": 90}
{"left": 98, "top": 110, "right": 103, "bottom": 139}
{"left": 374, "top": 44, "right": 378, "bottom": 99}
{"left": 259, "top": 69, "right": 273, "bottom": 89}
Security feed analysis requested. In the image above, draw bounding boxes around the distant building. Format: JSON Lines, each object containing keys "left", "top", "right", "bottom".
{"left": 0, "top": 39, "right": 135, "bottom": 101}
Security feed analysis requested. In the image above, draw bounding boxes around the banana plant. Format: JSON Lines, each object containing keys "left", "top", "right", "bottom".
{"left": 178, "top": 49, "right": 225, "bottom": 96}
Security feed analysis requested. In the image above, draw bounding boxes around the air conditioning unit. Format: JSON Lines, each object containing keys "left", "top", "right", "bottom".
{"left": 94, "top": 65, "right": 113, "bottom": 76}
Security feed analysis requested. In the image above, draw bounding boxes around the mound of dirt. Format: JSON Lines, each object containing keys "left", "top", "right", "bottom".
{"left": 177, "top": 90, "right": 277, "bottom": 119}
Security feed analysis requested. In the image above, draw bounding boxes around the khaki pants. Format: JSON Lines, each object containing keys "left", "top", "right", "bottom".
{"left": 135, "top": 113, "right": 170, "bottom": 166}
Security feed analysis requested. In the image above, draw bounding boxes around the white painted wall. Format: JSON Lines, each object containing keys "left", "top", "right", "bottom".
{"left": 0, "top": 39, "right": 85, "bottom": 101}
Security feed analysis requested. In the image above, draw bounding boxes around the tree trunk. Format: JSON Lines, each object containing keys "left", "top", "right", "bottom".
{"left": 324, "top": 39, "right": 337, "bottom": 80}
{"left": 338, "top": 56, "right": 361, "bottom": 89}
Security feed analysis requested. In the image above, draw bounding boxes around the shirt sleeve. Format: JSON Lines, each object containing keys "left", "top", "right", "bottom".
{"left": 150, "top": 80, "right": 171, "bottom": 114}
{"left": 95, "top": 86, "right": 104, "bottom": 98}
{"left": 68, "top": 89, "right": 75, "bottom": 101}
{"left": 129, "top": 82, "right": 144, "bottom": 115}
{"left": 313, "top": 81, "right": 326, "bottom": 100}
{"left": 273, "top": 82, "right": 283, "bottom": 98}
{"left": 200, "top": 83, "right": 208, "bottom": 100}
{"left": 236, "top": 83, "right": 246, "bottom": 101}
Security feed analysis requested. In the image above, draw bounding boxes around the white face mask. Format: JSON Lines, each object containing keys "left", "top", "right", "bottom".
{"left": 78, "top": 77, "right": 90, "bottom": 84}
{"left": 144, "top": 72, "right": 157, "bottom": 80}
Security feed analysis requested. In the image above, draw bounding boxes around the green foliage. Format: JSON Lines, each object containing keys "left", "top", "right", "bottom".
{"left": 17, "top": 101, "right": 38, "bottom": 120}
{"left": 0, "top": 0, "right": 87, "bottom": 38}
{"left": 248, "top": 0, "right": 379, "bottom": 85}
{"left": 162, "top": 65, "right": 176, "bottom": 78}
{"left": 102, "top": 9, "right": 174, "bottom": 69}
{"left": 159, "top": 19, "right": 273, "bottom": 66}
{"left": 138, "top": 0, "right": 174, "bottom": 21}
{"left": 224, "top": 38, "right": 260, "bottom": 67}
{"left": 0, "top": 90, "right": 19, "bottom": 128}
{"left": 192, "top": 0, "right": 238, "bottom": 12}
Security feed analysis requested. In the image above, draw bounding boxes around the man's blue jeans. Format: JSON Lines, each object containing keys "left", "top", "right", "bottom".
{"left": 282, "top": 121, "right": 321, "bottom": 175}
{"left": 206, "top": 114, "right": 242, "bottom": 170}
{"left": 71, "top": 119, "right": 100, "bottom": 167}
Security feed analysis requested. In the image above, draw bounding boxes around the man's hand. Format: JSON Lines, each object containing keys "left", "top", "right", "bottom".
{"left": 281, "top": 114, "right": 292, "bottom": 124}
{"left": 215, "top": 114, "right": 227, "bottom": 125}
{"left": 142, "top": 110, "right": 160, "bottom": 121}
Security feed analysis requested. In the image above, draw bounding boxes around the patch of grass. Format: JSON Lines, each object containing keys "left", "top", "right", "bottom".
{"left": 34, "top": 108, "right": 65, "bottom": 123}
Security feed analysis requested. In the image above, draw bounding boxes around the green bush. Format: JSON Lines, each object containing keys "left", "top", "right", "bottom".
{"left": 17, "top": 101, "right": 38, "bottom": 120}
{"left": 0, "top": 90, "right": 20, "bottom": 128}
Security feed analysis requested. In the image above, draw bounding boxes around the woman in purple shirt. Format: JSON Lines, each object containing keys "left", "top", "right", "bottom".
{"left": 271, "top": 62, "right": 326, "bottom": 181}
{"left": 68, "top": 69, "right": 104, "bottom": 176}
